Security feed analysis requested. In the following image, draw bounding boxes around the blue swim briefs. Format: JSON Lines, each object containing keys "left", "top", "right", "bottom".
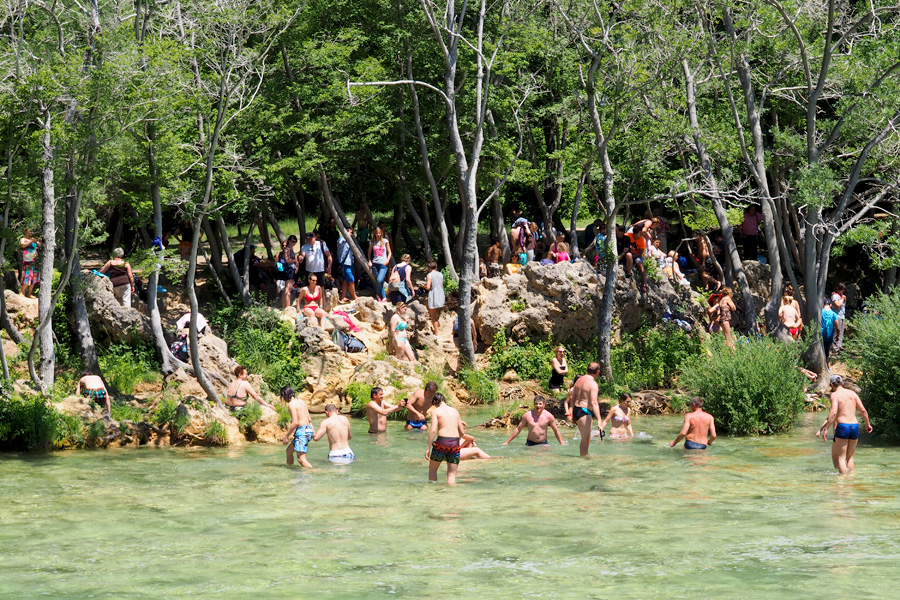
{"left": 406, "top": 419, "right": 427, "bottom": 430}
{"left": 292, "top": 424, "right": 314, "bottom": 454}
{"left": 834, "top": 423, "right": 859, "bottom": 441}
{"left": 684, "top": 440, "right": 707, "bottom": 450}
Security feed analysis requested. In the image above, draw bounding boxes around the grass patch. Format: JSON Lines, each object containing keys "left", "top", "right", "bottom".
{"left": 458, "top": 368, "right": 499, "bottom": 404}
{"left": 237, "top": 402, "right": 263, "bottom": 430}
{"left": 151, "top": 398, "right": 189, "bottom": 433}
{"left": 99, "top": 339, "right": 161, "bottom": 395}
{"left": 0, "top": 396, "right": 63, "bottom": 451}
{"left": 204, "top": 420, "right": 229, "bottom": 446}
{"left": 110, "top": 402, "right": 146, "bottom": 423}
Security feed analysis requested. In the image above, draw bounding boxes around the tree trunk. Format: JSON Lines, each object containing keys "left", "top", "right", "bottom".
{"left": 290, "top": 184, "right": 307, "bottom": 240}
{"left": 201, "top": 217, "right": 225, "bottom": 275}
{"left": 318, "top": 169, "right": 376, "bottom": 283}
{"left": 266, "top": 202, "right": 287, "bottom": 247}
{"left": 65, "top": 177, "right": 99, "bottom": 374}
{"left": 256, "top": 212, "right": 275, "bottom": 260}
{"left": 214, "top": 214, "right": 251, "bottom": 305}
{"left": 569, "top": 160, "right": 592, "bottom": 259}
{"left": 492, "top": 196, "right": 511, "bottom": 264}
{"left": 400, "top": 171, "right": 433, "bottom": 258}
{"left": 32, "top": 110, "right": 57, "bottom": 390}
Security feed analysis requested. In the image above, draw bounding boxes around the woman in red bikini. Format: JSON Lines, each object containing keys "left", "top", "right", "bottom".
{"left": 298, "top": 274, "right": 327, "bottom": 328}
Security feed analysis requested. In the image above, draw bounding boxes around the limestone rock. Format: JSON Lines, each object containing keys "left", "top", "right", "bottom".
{"left": 83, "top": 273, "right": 152, "bottom": 344}
{"left": 502, "top": 369, "right": 519, "bottom": 383}
{"left": 55, "top": 395, "right": 104, "bottom": 421}
{"left": 473, "top": 260, "right": 695, "bottom": 345}
{"left": 3, "top": 290, "right": 38, "bottom": 325}
{"left": 742, "top": 260, "right": 771, "bottom": 300}
{"left": 296, "top": 324, "right": 338, "bottom": 354}
{"left": 179, "top": 403, "right": 245, "bottom": 446}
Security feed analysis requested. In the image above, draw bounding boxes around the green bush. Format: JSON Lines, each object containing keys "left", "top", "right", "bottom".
{"left": 0, "top": 396, "right": 62, "bottom": 451}
{"left": 680, "top": 336, "right": 807, "bottom": 435}
{"left": 458, "top": 367, "right": 499, "bottom": 404}
{"left": 56, "top": 414, "right": 85, "bottom": 448}
{"left": 276, "top": 403, "right": 292, "bottom": 428}
{"left": 487, "top": 330, "right": 554, "bottom": 382}
{"left": 151, "top": 398, "right": 189, "bottom": 433}
{"left": 110, "top": 402, "right": 146, "bottom": 423}
{"left": 204, "top": 420, "right": 229, "bottom": 446}
{"left": 846, "top": 292, "right": 900, "bottom": 439}
{"left": 346, "top": 381, "right": 373, "bottom": 416}
{"left": 99, "top": 339, "right": 160, "bottom": 395}
{"left": 442, "top": 267, "right": 459, "bottom": 294}
{"left": 210, "top": 304, "right": 305, "bottom": 393}
{"left": 237, "top": 402, "right": 263, "bottom": 430}
{"left": 611, "top": 325, "right": 704, "bottom": 390}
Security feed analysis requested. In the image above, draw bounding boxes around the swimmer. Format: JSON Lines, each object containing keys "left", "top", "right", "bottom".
{"left": 817, "top": 375, "right": 872, "bottom": 474}
{"left": 670, "top": 396, "right": 716, "bottom": 450}
{"left": 76, "top": 370, "right": 112, "bottom": 415}
{"left": 365, "top": 387, "right": 407, "bottom": 434}
{"left": 281, "top": 386, "right": 313, "bottom": 468}
{"left": 599, "top": 393, "right": 634, "bottom": 439}
{"left": 405, "top": 382, "right": 437, "bottom": 431}
{"left": 425, "top": 393, "right": 465, "bottom": 484}
{"left": 460, "top": 434, "right": 491, "bottom": 460}
{"left": 313, "top": 403, "right": 354, "bottom": 464}
{"left": 502, "top": 395, "right": 565, "bottom": 447}
{"left": 564, "top": 362, "right": 603, "bottom": 456}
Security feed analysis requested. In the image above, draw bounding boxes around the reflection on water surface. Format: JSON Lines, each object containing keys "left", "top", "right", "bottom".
{"left": 1, "top": 411, "right": 898, "bottom": 599}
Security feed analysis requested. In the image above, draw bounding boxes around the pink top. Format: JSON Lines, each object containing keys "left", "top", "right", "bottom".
{"left": 555, "top": 252, "right": 570, "bottom": 263}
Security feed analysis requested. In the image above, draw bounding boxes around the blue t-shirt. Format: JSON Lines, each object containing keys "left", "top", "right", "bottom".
{"left": 821, "top": 307, "right": 838, "bottom": 339}
{"left": 337, "top": 237, "right": 354, "bottom": 266}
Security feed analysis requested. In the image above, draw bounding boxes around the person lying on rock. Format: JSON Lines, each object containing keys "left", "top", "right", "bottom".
{"left": 225, "top": 365, "right": 275, "bottom": 412}
{"left": 365, "top": 387, "right": 407, "bottom": 434}
{"left": 76, "top": 370, "right": 111, "bottom": 415}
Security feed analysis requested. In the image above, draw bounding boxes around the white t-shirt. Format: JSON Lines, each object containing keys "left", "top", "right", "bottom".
{"left": 301, "top": 241, "right": 327, "bottom": 272}
{"left": 176, "top": 312, "right": 208, "bottom": 331}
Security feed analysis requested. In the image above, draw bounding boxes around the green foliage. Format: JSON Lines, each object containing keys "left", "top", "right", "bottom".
{"left": 151, "top": 398, "right": 189, "bottom": 434}
{"left": 346, "top": 381, "right": 373, "bottom": 416}
{"left": 846, "top": 292, "right": 900, "bottom": 439}
{"left": 99, "top": 340, "right": 160, "bottom": 395}
{"left": 204, "top": 421, "right": 229, "bottom": 446}
{"left": 611, "top": 325, "right": 704, "bottom": 390}
{"left": 110, "top": 402, "right": 146, "bottom": 423}
{"left": 237, "top": 402, "right": 263, "bottom": 430}
{"left": 510, "top": 299, "right": 526, "bottom": 313}
{"left": 487, "top": 329, "right": 554, "bottom": 382}
{"left": 680, "top": 336, "right": 808, "bottom": 435}
{"left": 0, "top": 396, "right": 61, "bottom": 451}
{"left": 56, "top": 414, "right": 86, "bottom": 448}
{"left": 276, "top": 403, "right": 292, "bottom": 428}
{"left": 442, "top": 267, "right": 459, "bottom": 294}
{"left": 387, "top": 373, "right": 404, "bottom": 390}
{"left": 210, "top": 304, "right": 305, "bottom": 394}
{"left": 372, "top": 350, "right": 390, "bottom": 361}
{"left": 458, "top": 368, "right": 499, "bottom": 404}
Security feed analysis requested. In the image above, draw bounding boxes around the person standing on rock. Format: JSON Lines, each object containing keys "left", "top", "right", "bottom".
{"left": 424, "top": 260, "right": 445, "bottom": 336}
{"left": 99, "top": 248, "right": 135, "bottom": 308}
{"left": 817, "top": 375, "right": 872, "bottom": 474}
{"left": 226, "top": 366, "right": 275, "bottom": 412}
{"left": 502, "top": 395, "right": 565, "bottom": 447}
{"left": 564, "top": 363, "right": 603, "bottom": 457}
{"left": 313, "top": 404, "right": 355, "bottom": 464}
{"left": 19, "top": 229, "right": 40, "bottom": 298}
{"left": 549, "top": 346, "right": 568, "bottom": 391}
{"left": 337, "top": 226, "right": 358, "bottom": 303}
{"left": 281, "top": 386, "right": 314, "bottom": 468}
{"left": 426, "top": 393, "right": 466, "bottom": 484}
{"left": 365, "top": 387, "right": 407, "bottom": 434}
{"left": 405, "top": 382, "right": 437, "bottom": 430}
{"left": 670, "top": 397, "right": 716, "bottom": 450}
{"left": 484, "top": 238, "right": 502, "bottom": 278}
{"left": 76, "top": 370, "right": 112, "bottom": 415}
{"left": 299, "top": 231, "right": 332, "bottom": 285}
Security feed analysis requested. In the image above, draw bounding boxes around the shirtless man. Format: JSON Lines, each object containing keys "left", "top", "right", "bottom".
{"left": 405, "top": 382, "right": 437, "bottom": 431}
{"left": 313, "top": 404, "right": 355, "bottom": 464}
{"left": 502, "top": 395, "right": 565, "bottom": 447}
{"left": 281, "top": 386, "right": 313, "bottom": 468}
{"left": 564, "top": 363, "right": 603, "bottom": 456}
{"left": 484, "top": 238, "right": 503, "bottom": 278}
{"left": 365, "top": 387, "right": 407, "bottom": 434}
{"left": 670, "top": 397, "right": 716, "bottom": 450}
{"left": 817, "top": 375, "right": 873, "bottom": 474}
{"left": 425, "top": 393, "right": 466, "bottom": 484}
{"left": 76, "top": 370, "right": 112, "bottom": 415}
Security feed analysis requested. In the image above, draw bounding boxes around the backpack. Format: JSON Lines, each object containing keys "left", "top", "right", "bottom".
{"left": 332, "top": 329, "right": 366, "bottom": 353}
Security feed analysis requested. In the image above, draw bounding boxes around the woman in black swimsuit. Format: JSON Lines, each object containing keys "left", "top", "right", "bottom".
{"left": 549, "top": 346, "right": 568, "bottom": 391}
{"left": 226, "top": 365, "right": 275, "bottom": 411}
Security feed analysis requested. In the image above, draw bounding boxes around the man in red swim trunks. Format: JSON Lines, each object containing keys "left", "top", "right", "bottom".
{"left": 425, "top": 393, "right": 466, "bottom": 485}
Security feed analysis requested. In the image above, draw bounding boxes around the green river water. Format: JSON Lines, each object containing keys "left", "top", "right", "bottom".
{"left": 2, "top": 410, "right": 899, "bottom": 599}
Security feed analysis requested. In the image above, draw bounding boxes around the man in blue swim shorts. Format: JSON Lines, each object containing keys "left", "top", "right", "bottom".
{"left": 818, "top": 375, "right": 872, "bottom": 474}
{"left": 405, "top": 382, "right": 437, "bottom": 431}
{"left": 281, "top": 386, "right": 314, "bottom": 468}
{"left": 670, "top": 397, "right": 716, "bottom": 450}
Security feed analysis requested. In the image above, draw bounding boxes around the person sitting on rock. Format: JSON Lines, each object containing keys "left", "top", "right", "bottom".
{"left": 390, "top": 302, "right": 417, "bottom": 362}
{"left": 176, "top": 311, "right": 208, "bottom": 336}
{"left": 297, "top": 274, "right": 328, "bottom": 329}
{"left": 553, "top": 242, "right": 570, "bottom": 264}
{"left": 76, "top": 370, "right": 111, "bottom": 415}
{"left": 226, "top": 365, "right": 275, "bottom": 412}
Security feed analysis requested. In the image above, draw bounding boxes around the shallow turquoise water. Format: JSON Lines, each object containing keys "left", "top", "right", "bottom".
{"left": 2, "top": 411, "right": 899, "bottom": 599}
